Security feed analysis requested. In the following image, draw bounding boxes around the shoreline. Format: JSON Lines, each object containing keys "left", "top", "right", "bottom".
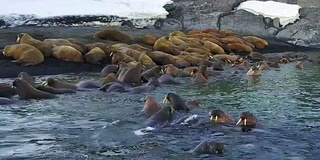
{"left": 0, "top": 26, "right": 318, "bottom": 78}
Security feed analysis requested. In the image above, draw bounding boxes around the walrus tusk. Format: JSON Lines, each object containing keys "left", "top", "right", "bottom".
{"left": 42, "top": 81, "right": 48, "bottom": 86}
{"left": 215, "top": 116, "right": 218, "bottom": 122}
{"left": 16, "top": 36, "right": 20, "bottom": 43}
{"left": 244, "top": 118, "right": 247, "bottom": 126}
{"left": 227, "top": 59, "right": 232, "bottom": 64}
{"left": 109, "top": 52, "right": 114, "bottom": 57}
{"left": 236, "top": 118, "right": 242, "bottom": 126}
{"left": 160, "top": 68, "right": 164, "bottom": 74}
{"left": 162, "top": 95, "right": 169, "bottom": 104}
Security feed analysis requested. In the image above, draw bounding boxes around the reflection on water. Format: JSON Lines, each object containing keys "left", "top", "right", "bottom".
{"left": 0, "top": 52, "right": 320, "bottom": 159}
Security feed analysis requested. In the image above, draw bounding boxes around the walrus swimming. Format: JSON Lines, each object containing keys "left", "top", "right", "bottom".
{"left": 236, "top": 111, "right": 258, "bottom": 131}
{"left": 0, "top": 84, "right": 17, "bottom": 98}
{"left": 0, "top": 97, "right": 15, "bottom": 105}
{"left": 191, "top": 140, "right": 225, "bottom": 155}
{"left": 118, "top": 62, "right": 144, "bottom": 86}
{"left": 45, "top": 78, "right": 77, "bottom": 90}
{"left": 145, "top": 77, "right": 161, "bottom": 87}
{"left": 192, "top": 73, "right": 208, "bottom": 85}
{"left": 186, "top": 99, "right": 201, "bottom": 108}
{"left": 140, "top": 96, "right": 162, "bottom": 118}
{"left": 18, "top": 72, "right": 37, "bottom": 87}
{"left": 295, "top": 61, "right": 304, "bottom": 69}
{"left": 36, "top": 85, "right": 76, "bottom": 94}
{"left": 209, "top": 109, "right": 234, "bottom": 123}
{"left": 101, "top": 64, "right": 118, "bottom": 77}
{"left": 145, "top": 105, "right": 173, "bottom": 127}
{"left": 141, "top": 66, "right": 163, "bottom": 82}
{"left": 246, "top": 66, "right": 261, "bottom": 76}
{"left": 12, "top": 79, "right": 56, "bottom": 100}
{"left": 99, "top": 82, "right": 129, "bottom": 93}
{"left": 101, "top": 73, "right": 119, "bottom": 86}
{"left": 163, "top": 93, "right": 190, "bottom": 112}
{"left": 158, "top": 74, "right": 179, "bottom": 85}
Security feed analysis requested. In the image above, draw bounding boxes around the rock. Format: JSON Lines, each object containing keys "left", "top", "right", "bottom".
{"left": 220, "top": 10, "right": 279, "bottom": 36}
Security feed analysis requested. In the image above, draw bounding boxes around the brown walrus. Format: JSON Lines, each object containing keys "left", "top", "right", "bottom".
{"left": 118, "top": 62, "right": 144, "bottom": 85}
{"left": 186, "top": 99, "right": 201, "bottom": 108}
{"left": 12, "top": 79, "right": 56, "bottom": 100}
{"left": 140, "top": 96, "right": 162, "bottom": 118}
{"left": 16, "top": 33, "right": 52, "bottom": 57}
{"left": 146, "top": 105, "right": 173, "bottom": 127}
{"left": 52, "top": 45, "right": 84, "bottom": 62}
{"left": 83, "top": 47, "right": 107, "bottom": 64}
{"left": 3, "top": 44, "right": 44, "bottom": 66}
{"left": 192, "top": 73, "right": 208, "bottom": 84}
{"left": 295, "top": 61, "right": 304, "bottom": 69}
{"left": 100, "top": 73, "right": 119, "bottom": 86}
{"left": 18, "top": 72, "right": 37, "bottom": 87}
{"left": 93, "top": 29, "right": 133, "bottom": 44}
{"left": 141, "top": 66, "right": 163, "bottom": 82}
{"left": 142, "top": 34, "right": 158, "bottom": 45}
{"left": 242, "top": 36, "right": 269, "bottom": 49}
{"left": 45, "top": 78, "right": 77, "bottom": 90}
{"left": 100, "top": 64, "right": 118, "bottom": 77}
{"left": 236, "top": 111, "right": 258, "bottom": 132}
{"left": 163, "top": 93, "right": 190, "bottom": 112}
{"left": 36, "top": 85, "right": 76, "bottom": 94}
{"left": 43, "top": 38, "right": 84, "bottom": 53}
{"left": 0, "top": 84, "right": 17, "bottom": 98}
{"left": 246, "top": 66, "right": 261, "bottom": 76}
{"left": 209, "top": 109, "right": 234, "bottom": 123}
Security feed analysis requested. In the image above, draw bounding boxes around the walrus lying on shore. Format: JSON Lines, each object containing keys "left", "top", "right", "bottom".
{"left": 93, "top": 29, "right": 133, "bottom": 44}
{"left": 3, "top": 44, "right": 44, "bottom": 66}
{"left": 12, "top": 79, "right": 56, "bottom": 100}
{"left": 16, "top": 33, "right": 52, "bottom": 57}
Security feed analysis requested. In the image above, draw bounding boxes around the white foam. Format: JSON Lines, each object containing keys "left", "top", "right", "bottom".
{"left": 180, "top": 114, "right": 198, "bottom": 125}
{"left": 237, "top": 0, "right": 301, "bottom": 27}
{"left": 133, "top": 127, "right": 155, "bottom": 136}
{"left": 0, "top": 0, "right": 173, "bottom": 27}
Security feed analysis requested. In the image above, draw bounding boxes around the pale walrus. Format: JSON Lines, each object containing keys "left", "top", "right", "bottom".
{"left": 0, "top": 84, "right": 17, "bottom": 98}
{"left": 16, "top": 33, "right": 52, "bottom": 57}
{"left": 83, "top": 47, "right": 107, "bottom": 64}
{"left": 12, "top": 79, "right": 56, "bottom": 100}
{"left": 3, "top": 44, "right": 44, "bottom": 66}
{"left": 52, "top": 45, "right": 84, "bottom": 62}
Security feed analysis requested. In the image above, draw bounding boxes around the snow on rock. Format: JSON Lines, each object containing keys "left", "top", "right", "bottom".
{"left": 237, "top": 0, "right": 301, "bottom": 27}
{"left": 0, "top": 0, "right": 173, "bottom": 28}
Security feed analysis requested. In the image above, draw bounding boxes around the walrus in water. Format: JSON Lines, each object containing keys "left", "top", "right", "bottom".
{"left": 12, "top": 79, "right": 56, "bottom": 100}
{"left": 101, "top": 64, "right": 118, "bottom": 77}
{"left": 18, "top": 72, "right": 37, "bottom": 87}
{"left": 0, "top": 84, "right": 17, "bottom": 98}
{"left": 186, "top": 99, "right": 201, "bottom": 108}
{"left": 99, "top": 82, "right": 129, "bottom": 93}
{"left": 0, "top": 97, "right": 15, "bottom": 105}
{"left": 101, "top": 73, "right": 119, "bottom": 86}
{"left": 118, "top": 62, "right": 144, "bottom": 86}
{"left": 295, "top": 61, "right": 304, "bottom": 69}
{"left": 145, "top": 77, "right": 161, "bottom": 87}
{"left": 163, "top": 93, "right": 190, "bottom": 112}
{"left": 158, "top": 74, "right": 179, "bottom": 85}
{"left": 140, "top": 96, "right": 162, "bottom": 118}
{"left": 257, "top": 61, "right": 270, "bottom": 70}
{"left": 236, "top": 111, "right": 258, "bottom": 132}
{"left": 36, "top": 85, "right": 76, "bottom": 94}
{"left": 45, "top": 78, "right": 77, "bottom": 90}
{"left": 192, "top": 73, "right": 208, "bottom": 85}
{"left": 141, "top": 66, "right": 163, "bottom": 82}
{"left": 145, "top": 105, "right": 173, "bottom": 127}
{"left": 191, "top": 140, "right": 225, "bottom": 155}
{"left": 246, "top": 66, "right": 261, "bottom": 76}
{"left": 209, "top": 109, "right": 234, "bottom": 123}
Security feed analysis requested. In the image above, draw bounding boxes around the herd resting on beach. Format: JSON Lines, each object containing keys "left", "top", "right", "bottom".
{"left": 0, "top": 27, "right": 318, "bottom": 155}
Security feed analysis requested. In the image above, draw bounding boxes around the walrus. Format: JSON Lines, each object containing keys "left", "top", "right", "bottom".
{"left": 140, "top": 96, "right": 162, "bottom": 118}
{"left": 66, "top": 38, "right": 88, "bottom": 53}
{"left": 101, "top": 64, "right": 118, "bottom": 77}
{"left": 247, "top": 51, "right": 266, "bottom": 61}
{"left": 145, "top": 77, "right": 161, "bottom": 87}
{"left": 118, "top": 62, "right": 144, "bottom": 85}
{"left": 129, "top": 85, "right": 155, "bottom": 94}
{"left": 163, "top": 93, "right": 190, "bottom": 112}
{"left": 141, "top": 66, "right": 163, "bottom": 82}
{"left": 295, "top": 61, "right": 304, "bottom": 69}
{"left": 0, "top": 84, "right": 17, "bottom": 98}
{"left": 76, "top": 80, "right": 100, "bottom": 89}
{"left": 169, "top": 36, "right": 188, "bottom": 46}
{"left": 257, "top": 61, "right": 270, "bottom": 70}
{"left": 142, "top": 34, "right": 158, "bottom": 45}
{"left": 110, "top": 50, "right": 136, "bottom": 64}
{"left": 18, "top": 72, "right": 36, "bottom": 87}
{"left": 12, "top": 79, "right": 56, "bottom": 100}
{"left": 99, "top": 82, "right": 129, "bottom": 93}
{"left": 268, "top": 61, "right": 280, "bottom": 68}
{"left": 0, "top": 97, "right": 15, "bottom": 105}
{"left": 115, "top": 62, "right": 129, "bottom": 77}
{"left": 191, "top": 140, "right": 225, "bottom": 155}
{"left": 93, "top": 29, "right": 133, "bottom": 44}
{"left": 198, "top": 65, "right": 208, "bottom": 79}
{"left": 192, "top": 73, "right": 208, "bottom": 84}
{"left": 36, "top": 85, "right": 76, "bottom": 94}
{"left": 16, "top": 33, "right": 52, "bottom": 57}
{"left": 227, "top": 43, "right": 253, "bottom": 53}
{"left": 116, "top": 46, "right": 142, "bottom": 61}
{"left": 45, "top": 78, "right": 77, "bottom": 90}
{"left": 86, "top": 42, "right": 113, "bottom": 56}
{"left": 101, "top": 73, "right": 119, "bottom": 86}
{"left": 83, "top": 47, "right": 106, "bottom": 64}
{"left": 209, "top": 109, "right": 234, "bottom": 123}
{"left": 145, "top": 105, "right": 173, "bottom": 127}
{"left": 138, "top": 53, "right": 157, "bottom": 69}
{"left": 52, "top": 45, "right": 83, "bottom": 62}
{"left": 246, "top": 66, "right": 261, "bottom": 76}
{"left": 43, "top": 38, "right": 84, "bottom": 53}
{"left": 236, "top": 111, "right": 258, "bottom": 132}
{"left": 158, "top": 74, "right": 179, "bottom": 85}
{"left": 242, "top": 36, "right": 269, "bottom": 49}
{"left": 3, "top": 44, "right": 44, "bottom": 66}
{"left": 231, "top": 59, "right": 250, "bottom": 71}
{"left": 186, "top": 99, "right": 201, "bottom": 108}
{"left": 129, "top": 44, "right": 152, "bottom": 52}
{"left": 169, "top": 30, "right": 187, "bottom": 37}
{"left": 153, "top": 36, "right": 180, "bottom": 55}
{"left": 203, "top": 41, "right": 225, "bottom": 54}
{"left": 171, "top": 56, "right": 191, "bottom": 68}
{"left": 163, "top": 64, "right": 190, "bottom": 77}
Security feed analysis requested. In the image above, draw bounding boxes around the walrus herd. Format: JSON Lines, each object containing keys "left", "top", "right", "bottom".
{"left": 0, "top": 27, "right": 318, "bottom": 155}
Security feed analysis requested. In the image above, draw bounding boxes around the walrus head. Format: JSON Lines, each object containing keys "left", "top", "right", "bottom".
{"left": 162, "top": 93, "right": 190, "bottom": 112}
{"left": 12, "top": 78, "right": 29, "bottom": 89}
{"left": 16, "top": 33, "right": 31, "bottom": 44}
{"left": 44, "top": 78, "right": 56, "bottom": 87}
{"left": 186, "top": 99, "right": 201, "bottom": 107}
{"left": 295, "top": 61, "right": 304, "bottom": 69}
{"left": 209, "top": 109, "right": 234, "bottom": 123}
{"left": 236, "top": 111, "right": 257, "bottom": 127}
{"left": 140, "top": 96, "right": 162, "bottom": 118}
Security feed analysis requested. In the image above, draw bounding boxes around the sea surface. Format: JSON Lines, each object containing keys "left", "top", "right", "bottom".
{"left": 0, "top": 51, "right": 320, "bottom": 160}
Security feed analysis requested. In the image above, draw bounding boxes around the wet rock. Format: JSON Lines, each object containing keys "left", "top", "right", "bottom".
{"left": 220, "top": 10, "right": 279, "bottom": 36}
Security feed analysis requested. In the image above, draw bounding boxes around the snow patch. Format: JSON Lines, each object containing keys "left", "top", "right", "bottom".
{"left": 237, "top": 0, "right": 301, "bottom": 27}
{"left": 0, "top": 0, "right": 173, "bottom": 28}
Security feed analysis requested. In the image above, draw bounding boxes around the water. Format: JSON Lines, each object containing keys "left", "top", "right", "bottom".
{"left": 1, "top": 52, "right": 320, "bottom": 160}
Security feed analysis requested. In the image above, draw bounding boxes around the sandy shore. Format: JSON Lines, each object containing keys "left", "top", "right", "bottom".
{"left": 0, "top": 26, "right": 317, "bottom": 78}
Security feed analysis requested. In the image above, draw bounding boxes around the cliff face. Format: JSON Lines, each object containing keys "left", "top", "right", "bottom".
{"left": 163, "top": 0, "right": 320, "bottom": 48}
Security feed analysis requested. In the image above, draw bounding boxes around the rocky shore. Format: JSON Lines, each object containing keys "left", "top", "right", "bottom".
{"left": 0, "top": 25, "right": 317, "bottom": 78}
